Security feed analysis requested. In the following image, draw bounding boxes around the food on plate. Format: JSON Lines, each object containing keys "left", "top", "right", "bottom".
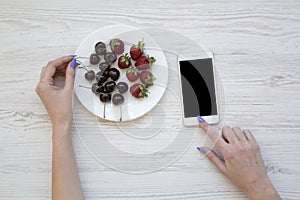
{"left": 126, "top": 67, "right": 140, "bottom": 82}
{"left": 135, "top": 55, "right": 156, "bottom": 70}
{"left": 112, "top": 93, "right": 124, "bottom": 105}
{"left": 104, "top": 81, "right": 116, "bottom": 93}
{"left": 91, "top": 83, "right": 101, "bottom": 94}
{"left": 78, "top": 37, "right": 158, "bottom": 120}
{"left": 99, "top": 62, "right": 110, "bottom": 71}
{"left": 118, "top": 53, "right": 131, "bottom": 69}
{"left": 130, "top": 40, "right": 145, "bottom": 60}
{"left": 89, "top": 53, "right": 100, "bottom": 65}
{"left": 140, "top": 71, "right": 156, "bottom": 86}
{"left": 107, "top": 68, "right": 120, "bottom": 81}
{"left": 84, "top": 70, "right": 96, "bottom": 81}
{"left": 116, "top": 82, "right": 128, "bottom": 94}
{"left": 104, "top": 52, "right": 117, "bottom": 64}
{"left": 96, "top": 71, "right": 108, "bottom": 85}
{"left": 130, "top": 83, "right": 148, "bottom": 98}
{"left": 95, "top": 41, "right": 107, "bottom": 55}
{"left": 109, "top": 38, "right": 125, "bottom": 55}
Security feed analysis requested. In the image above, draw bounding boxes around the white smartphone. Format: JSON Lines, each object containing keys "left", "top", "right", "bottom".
{"left": 178, "top": 52, "right": 219, "bottom": 126}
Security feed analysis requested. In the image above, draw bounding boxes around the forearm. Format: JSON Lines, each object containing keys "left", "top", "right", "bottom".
{"left": 52, "top": 123, "right": 84, "bottom": 200}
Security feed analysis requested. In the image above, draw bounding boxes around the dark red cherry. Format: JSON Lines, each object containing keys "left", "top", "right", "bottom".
{"left": 104, "top": 81, "right": 116, "bottom": 92}
{"left": 96, "top": 71, "right": 108, "bottom": 85}
{"left": 91, "top": 83, "right": 100, "bottom": 94}
{"left": 95, "top": 42, "right": 107, "bottom": 55}
{"left": 104, "top": 52, "right": 117, "bottom": 64}
{"left": 116, "top": 82, "right": 128, "bottom": 94}
{"left": 89, "top": 53, "right": 100, "bottom": 65}
{"left": 112, "top": 93, "right": 124, "bottom": 105}
{"left": 107, "top": 68, "right": 120, "bottom": 81}
{"left": 99, "top": 62, "right": 110, "bottom": 71}
{"left": 84, "top": 70, "right": 95, "bottom": 81}
{"left": 100, "top": 93, "right": 111, "bottom": 103}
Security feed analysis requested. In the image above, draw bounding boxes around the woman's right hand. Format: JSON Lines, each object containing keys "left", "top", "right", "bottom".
{"left": 197, "top": 116, "right": 281, "bottom": 200}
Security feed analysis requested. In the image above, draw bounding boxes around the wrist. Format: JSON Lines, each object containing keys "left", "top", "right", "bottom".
{"left": 246, "top": 178, "right": 281, "bottom": 200}
{"left": 52, "top": 120, "right": 72, "bottom": 139}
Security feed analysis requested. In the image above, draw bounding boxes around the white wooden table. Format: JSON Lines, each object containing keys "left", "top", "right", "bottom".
{"left": 1, "top": 0, "right": 300, "bottom": 199}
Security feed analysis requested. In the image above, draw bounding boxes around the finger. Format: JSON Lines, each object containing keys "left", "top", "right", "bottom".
{"left": 42, "top": 56, "right": 73, "bottom": 82}
{"left": 39, "top": 66, "right": 46, "bottom": 80}
{"left": 64, "top": 60, "right": 76, "bottom": 91}
{"left": 222, "top": 126, "right": 238, "bottom": 144}
{"left": 198, "top": 116, "right": 227, "bottom": 149}
{"left": 243, "top": 129, "right": 257, "bottom": 143}
{"left": 233, "top": 126, "right": 247, "bottom": 142}
{"left": 197, "top": 147, "right": 227, "bottom": 175}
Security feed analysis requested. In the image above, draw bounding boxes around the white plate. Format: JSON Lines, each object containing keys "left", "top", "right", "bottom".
{"left": 74, "top": 25, "right": 168, "bottom": 122}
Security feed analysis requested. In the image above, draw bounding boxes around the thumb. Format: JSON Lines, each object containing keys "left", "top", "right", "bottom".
{"left": 197, "top": 147, "right": 227, "bottom": 175}
{"left": 64, "top": 58, "right": 76, "bottom": 91}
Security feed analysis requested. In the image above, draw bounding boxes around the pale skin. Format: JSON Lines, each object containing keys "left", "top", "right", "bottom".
{"left": 36, "top": 56, "right": 281, "bottom": 200}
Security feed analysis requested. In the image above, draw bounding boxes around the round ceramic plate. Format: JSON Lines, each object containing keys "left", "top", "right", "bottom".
{"left": 74, "top": 25, "right": 168, "bottom": 121}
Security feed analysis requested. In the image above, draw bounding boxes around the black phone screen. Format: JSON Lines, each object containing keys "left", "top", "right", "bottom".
{"left": 179, "top": 58, "right": 217, "bottom": 118}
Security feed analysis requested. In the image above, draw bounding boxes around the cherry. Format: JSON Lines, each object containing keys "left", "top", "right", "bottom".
{"left": 89, "top": 53, "right": 100, "bottom": 65}
{"left": 95, "top": 41, "right": 107, "bottom": 55}
{"left": 99, "top": 62, "right": 110, "bottom": 72}
{"left": 112, "top": 93, "right": 124, "bottom": 121}
{"left": 107, "top": 68, "right": 120, "bottom": 81}
{"left": 104, "top": 81, "right": 116, "bottom": 92}
{"left": 84, "top": 70, "right": 95, "bottom": 81}
{"left": 104, "top": 52, "right": 117, "bottom": 64}
{"left": 99, "top": 93, "right": 111, "bottom": 103}
{"left": 116, "top": 82, "right": 128, "bottom": 94}
{"left": 112, "top": 93, "right": 124, "bottom": 105}
{"left": 96, "top": 71, "right": 108, "bottom": 85}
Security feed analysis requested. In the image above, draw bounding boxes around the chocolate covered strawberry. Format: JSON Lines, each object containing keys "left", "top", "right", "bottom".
{"left": 109, "top": 38, "right": 124, "bottom": 55}
{"left": 130, "top": 40, "right": 145, "bottom": 60}
{"left": 126, "top": 67, "right": 140, "bottom": 82}
{"left": 118, "top": 53, "right": 131, "bottom": 69}
{"left": 135, "top": 55, "right": 156, "bottom": 70}
{"left": 140, "top": 71, "right": 156, "bottom": 86}
{"left": 130, "top": 83, "right": 148, "bottom": 98}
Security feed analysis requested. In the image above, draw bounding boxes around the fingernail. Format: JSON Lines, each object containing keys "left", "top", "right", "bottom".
{"left": 197, "top": 147, "right": 206, "bottom": 154}
{"left": 68, "top": 54, "right": 77, "bottom": 57}
{"left": 70, "top": 57, "right": 77, "bottom": 68}
{"left": 197, "top": 115, "right": 205, "bottom": 123}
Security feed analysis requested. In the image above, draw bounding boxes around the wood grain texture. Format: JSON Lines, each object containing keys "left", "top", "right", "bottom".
{"left": 0, "top": 0, "right": 300, "bottom": 199}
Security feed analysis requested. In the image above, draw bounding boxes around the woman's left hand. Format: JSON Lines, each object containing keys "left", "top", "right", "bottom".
{"left": 35, "top": 56, "right": 77, "bottom": 130}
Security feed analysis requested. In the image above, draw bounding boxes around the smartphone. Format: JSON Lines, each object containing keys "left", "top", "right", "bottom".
{"left": 178, "top": 52, "right": 219, "bottom": 126}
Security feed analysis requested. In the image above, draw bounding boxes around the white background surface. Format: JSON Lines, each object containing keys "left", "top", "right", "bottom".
{"left": 0, "top": 0, "right": 300, "bottom": 199}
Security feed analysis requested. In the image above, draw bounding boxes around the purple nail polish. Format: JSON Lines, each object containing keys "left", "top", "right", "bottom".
{"left": 68, "top": 54, "right": 77, "bottom": 57}
{"left": 70, "top": 58, "right": 77, "bottom": 68}
{"left": 197, "top": 115, "right": 205, "bottom": 123}
{"left": 197, "top": 147, "right": 206, "bottom": 154}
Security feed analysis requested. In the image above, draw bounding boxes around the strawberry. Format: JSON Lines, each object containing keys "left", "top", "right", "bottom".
{"left": 130, "top": 40, "right": 145, "bottom": 60}
{"left": 130, "top": 83, "right": 148, "bottom": 98}
{"left": 140, "top": 71, "right": 156, "bottom": 86}
{"left": 135, "top": 55, "right": 156, "bottom": 70}
{"left": 126, "top": 67, "right": 140, "bottom": 82}
{"left": 109, "top": 38, "right": 124, "bottom": 55}
{"left": 118, "top": 53, "right": 131, "bottom": 69}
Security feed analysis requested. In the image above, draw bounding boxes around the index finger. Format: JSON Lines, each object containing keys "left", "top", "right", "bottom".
{"left": 198, "top": 116, "right": 227, "bottom": 150}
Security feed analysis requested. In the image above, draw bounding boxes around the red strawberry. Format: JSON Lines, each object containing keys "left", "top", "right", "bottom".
{"left": 140, "top": 71, "right": 156, "bottom": 86}
{"left": 130, "top": 83, "right": 148, "bottom": 98}
{"left": 109, "top": 38, "right": 124, "bottom": 55}
{"left": 118, "top": 53, "right": 131, "bottom": 69}
{"left": 126, "top": 67, "right": 140, "bottom": 82}
{"left": 135, "top": 55, "right": 156, "bottom": 70}
{"left": 130, "top": 40, "right": 145, "bottom": 60}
